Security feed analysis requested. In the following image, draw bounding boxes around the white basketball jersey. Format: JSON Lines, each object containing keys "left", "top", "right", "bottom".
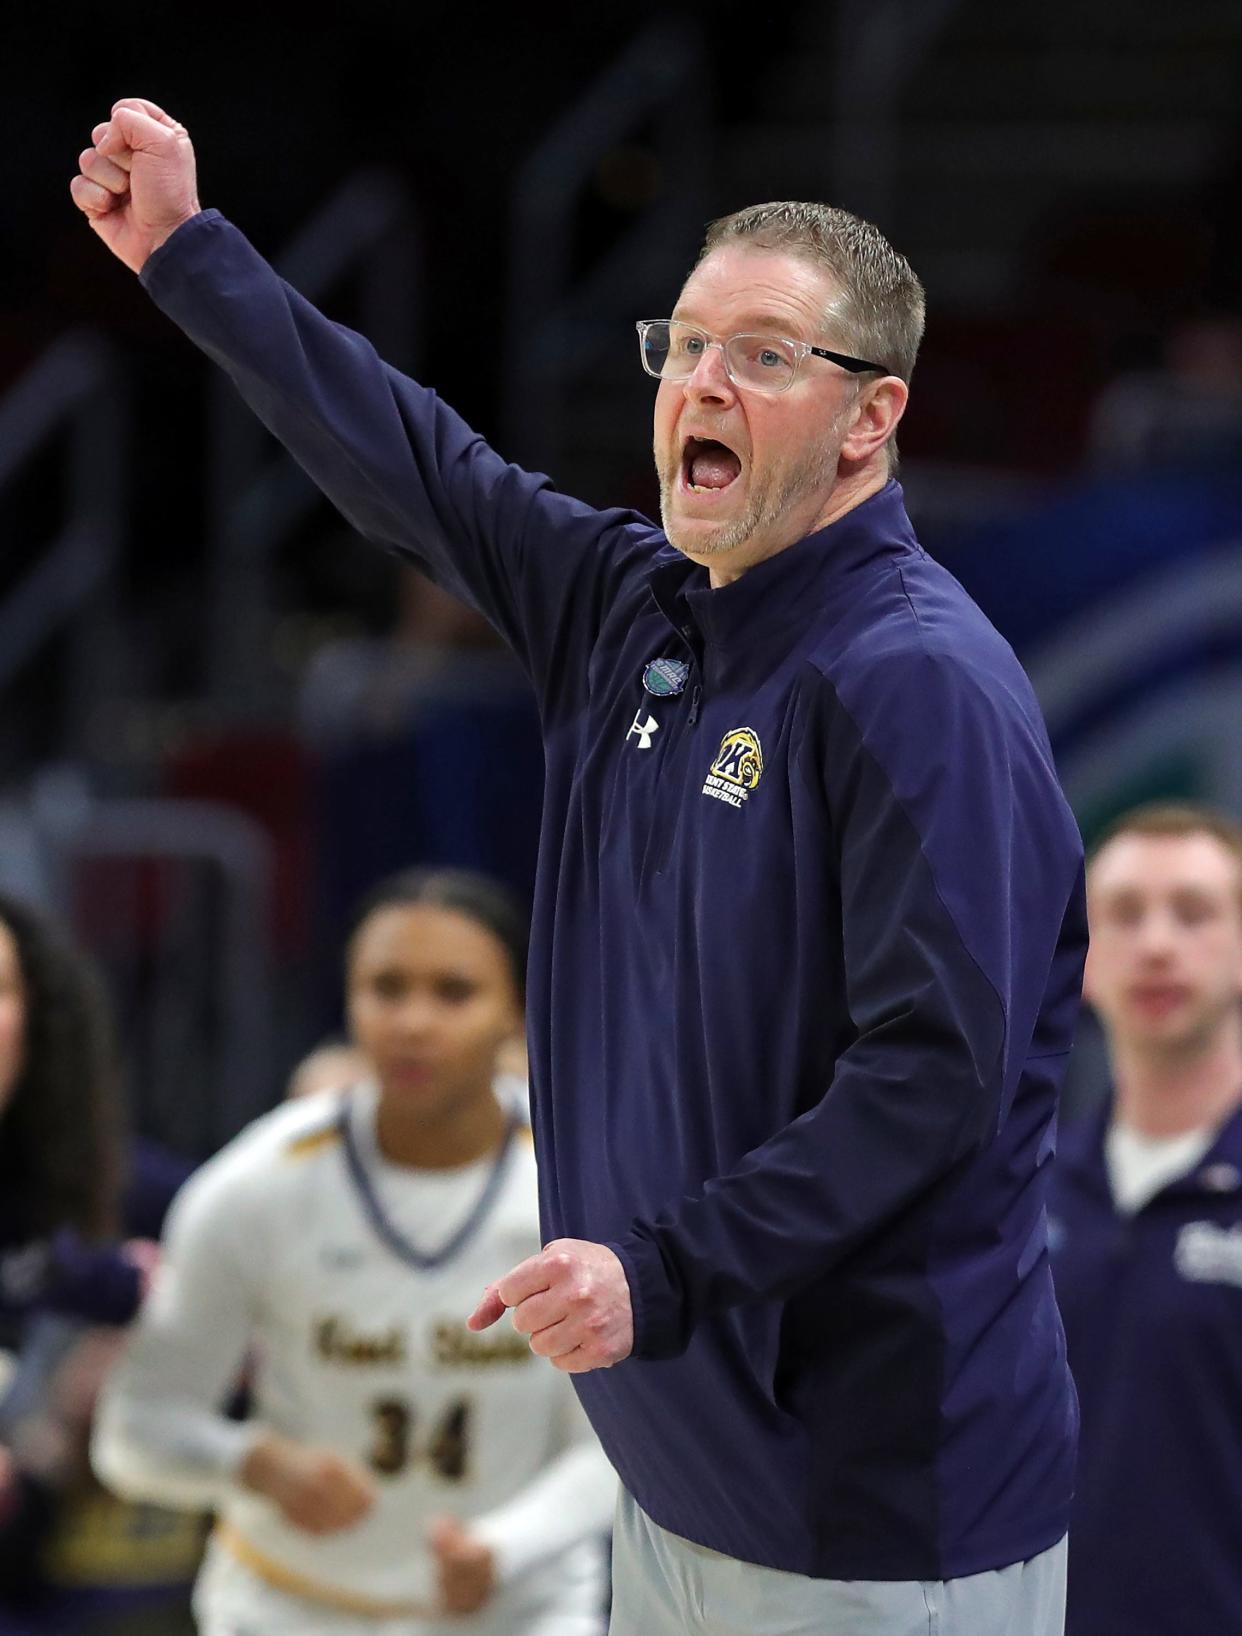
{"left": 94, "top": 1085, "right": 611, "bottom": 1626}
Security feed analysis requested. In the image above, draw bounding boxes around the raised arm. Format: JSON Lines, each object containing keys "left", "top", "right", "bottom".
{"left": 467, "top": 1384, "right": 615, "bottom": 1578}
{"left": 91, "top": 1149, "right": 265, "bottom": 1511}
{"left": 71, "top": 100, "right": 661, "bottom": 707}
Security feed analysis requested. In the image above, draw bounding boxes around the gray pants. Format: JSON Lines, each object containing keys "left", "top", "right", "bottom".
{"left": 609, "top": 1489, "right": 1066, "bottom": 1636}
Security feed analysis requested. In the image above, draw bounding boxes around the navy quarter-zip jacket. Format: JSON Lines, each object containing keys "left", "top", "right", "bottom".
{"left": 141, "top": 211, "right": 1087, "bottom": 1580}
{"left": 1051, "top": 1103, "right": 1242, "bottom": 1634}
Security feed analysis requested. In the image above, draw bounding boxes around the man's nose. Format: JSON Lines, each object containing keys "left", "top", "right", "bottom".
{"left": 1135, "top": 910, "right": 1177, "bottom": 956}
{"left": 683, "top": 343, "right": 736, "bottom": 404}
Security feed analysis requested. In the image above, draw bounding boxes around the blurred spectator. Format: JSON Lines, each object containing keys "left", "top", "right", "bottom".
{"left": 0, "top": 891, "right": 150, "bottom": 1336}
{"left": 283, "top": 1039, "right": 369, "bottom": 1102}
{"left": 1050, "top": 802, "right": 1242, "bottom": 1635}
{"left": 1088, "top": 315, "right": 1242, "bottom": 473}
{"left": 0, "top": 893, "right": 200, "bottom": 1632}
{"left": 0, "top": 1317, "right": 204, "bottom": 1635}
{"left": 494, "top": 1035, "right": 527, "bottom": 1082}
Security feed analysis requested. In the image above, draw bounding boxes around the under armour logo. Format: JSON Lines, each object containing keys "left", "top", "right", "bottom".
{"left": 627, "top": 710, "right": 660, "bottom": 750}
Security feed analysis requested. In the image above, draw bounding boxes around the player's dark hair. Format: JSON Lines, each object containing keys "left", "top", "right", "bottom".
{"left": 0, "top": 892, "right": 121, "bottom": 1239}
{"left": 346, "top": 869, "right": 529, "bottom": 1002}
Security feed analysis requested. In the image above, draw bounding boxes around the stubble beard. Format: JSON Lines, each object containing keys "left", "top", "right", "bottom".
{"left": 1119, "top": 992, "right": 1229, "bottom": 1063}
{"left": 656, "top": 434, "right": 842, "bottom": 562}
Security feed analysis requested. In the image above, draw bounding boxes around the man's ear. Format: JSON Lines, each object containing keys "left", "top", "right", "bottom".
{"left": 839, "top": 377, "right": 909, "bottom": 465}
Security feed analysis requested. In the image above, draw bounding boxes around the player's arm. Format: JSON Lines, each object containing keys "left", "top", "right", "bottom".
{"left": 90, "top": 1152, "right": 262, "bottom": 1510}
{"left": 91, "top": 1145, "right": 372, "bottom": 1530}
{"left": 70, "top": 102, "right": 658, "bottom": 705}
{"left": 467, "top": 1384, "right": 614, "bottom": 1577}
{"left": 428, "top": 1384, "right": 613, "bottom": 1614}
{"left": 608, "top": 650, "right": 1087, "bottom": 1358}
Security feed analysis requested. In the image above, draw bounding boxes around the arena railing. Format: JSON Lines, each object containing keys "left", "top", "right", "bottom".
{"left": 828, "top": 0, "right": 965, "bottom": 228}
{"left": 15, "top": 770, "right": 277, "bottom": 1154}
{"left": 0, "top": 331, "right": 127, "bottom": 767}
{"left": 206, "top": 170, "right": 421, "bottom": 710}
{"left": 501, "top": 20, "right": 709, "bottom": 482}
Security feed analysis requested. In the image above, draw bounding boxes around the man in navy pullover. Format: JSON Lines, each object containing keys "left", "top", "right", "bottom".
{"left": 73, "top": 98, "right": 1085, "bottom": 1634}
{"left": 1051, "top": 803, "right": 1242, "bottom": 1636}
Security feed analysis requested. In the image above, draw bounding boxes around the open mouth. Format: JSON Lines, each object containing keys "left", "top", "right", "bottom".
{"left": 680, "top": 435, "right": 743, "bottom": 494}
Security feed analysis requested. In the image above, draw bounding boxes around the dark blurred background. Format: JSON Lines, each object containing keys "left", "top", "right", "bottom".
{"left": 5, "top": 0, "right": 1242, "bottom": 1153}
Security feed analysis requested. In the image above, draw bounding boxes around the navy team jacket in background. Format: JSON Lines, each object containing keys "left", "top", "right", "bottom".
{"left": 0, "top": 1223, "right": 142, "bottom": 1326}
{"left": 141, "top": 212, "right": 1087, "bottom": 1580}
{"left": 1051, "top": 1103, "right": 1242, "bottom": 1635}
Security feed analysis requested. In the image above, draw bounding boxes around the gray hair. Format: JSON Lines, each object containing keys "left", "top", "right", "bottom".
{"left": 699, "top": 201, "right": 926, "bottom": 384}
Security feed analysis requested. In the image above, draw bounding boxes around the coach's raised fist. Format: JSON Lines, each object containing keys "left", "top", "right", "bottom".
{"left": 70, "top": 98, "right": 201, "bottom": 275}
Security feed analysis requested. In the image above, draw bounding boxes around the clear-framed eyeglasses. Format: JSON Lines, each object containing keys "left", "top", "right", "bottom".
{"left": 635, "top": 319, "right": 887, "bottom": 395}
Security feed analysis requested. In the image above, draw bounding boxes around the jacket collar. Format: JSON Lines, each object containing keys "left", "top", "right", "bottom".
{"left": 1166, "top": 1098, "right": 1242, "bottom": 1201}
{"left": 645, "top": 479, "right": 921, "bottom": 653}
{"left": 1056, "top": 1103, "right": 1114, "bottom": 1205}
{"left": 1060, "top": 1094, "right": 1242, "bottom": 1206}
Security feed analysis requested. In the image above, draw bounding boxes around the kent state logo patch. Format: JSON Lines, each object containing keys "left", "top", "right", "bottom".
{"left": 702, "top": 728, "right": 764, "bottom": 809}
{"left": 1174, "top": 1221, "right": 1242, "bottom": 1288}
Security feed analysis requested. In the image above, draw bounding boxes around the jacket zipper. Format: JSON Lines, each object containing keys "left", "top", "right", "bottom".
{"left": 640, "top": 660, "right": 703, "bottom": 884}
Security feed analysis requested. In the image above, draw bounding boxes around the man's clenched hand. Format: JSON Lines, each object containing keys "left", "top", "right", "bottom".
{"left": 467, "top": 1239, "right": 634, "bottom": 1374}
{"left": 70, "top": 98, "right": 201, "bottom": 274}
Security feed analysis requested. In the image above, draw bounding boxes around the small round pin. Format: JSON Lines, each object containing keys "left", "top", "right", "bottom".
{"left": 643, "top": 658, "right": 690, "bottom": 698}
{"left": 1198, "top": 1163, "right": 1241, "bottom": 1193}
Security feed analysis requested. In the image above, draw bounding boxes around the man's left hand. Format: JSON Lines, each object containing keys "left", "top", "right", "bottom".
{"left": 466, "top": 1239, "right": 633, "bottom": 1373}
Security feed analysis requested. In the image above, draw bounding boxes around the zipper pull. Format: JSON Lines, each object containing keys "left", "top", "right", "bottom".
{"left": 689, "top": 685, "right": 702, "bottom": 725}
